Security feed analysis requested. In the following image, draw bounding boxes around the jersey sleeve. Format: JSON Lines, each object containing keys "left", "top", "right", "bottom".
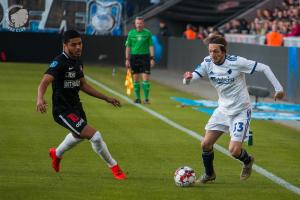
{"left": 78, "top": 61, "right": 84, "bottom": 78}
{"left": 149, "top": 32, "right": 154, "bottom": 46}
{"left": 233, "top": 56, "right": 257, "bottom": 74}
{"left": 45, "top": 60, "right": 62, "bottom": 78}
{"left": 193, "top": 60, "right": 208, "bottom": 79}
{"left": 254, "top": 63, "right": 283, "bottom": 92}
{"left": 125, "top": 32, "right": 131, "bottom": 47}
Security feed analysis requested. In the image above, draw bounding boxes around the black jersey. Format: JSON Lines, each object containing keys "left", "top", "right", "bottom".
{"left": 45, "top": 52, "right": 84, "bottom": 113}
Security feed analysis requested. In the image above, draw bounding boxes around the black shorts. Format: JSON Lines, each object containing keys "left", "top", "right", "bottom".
{"left": 53, "top": 106, "right": 87, "bottom": 136}
{"left": 130, "top": 54, "right": 151, "bottom": 74}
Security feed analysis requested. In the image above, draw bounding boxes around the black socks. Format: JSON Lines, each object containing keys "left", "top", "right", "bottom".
{"left": 202, "top": 149, "right": 215, "bottom": 176}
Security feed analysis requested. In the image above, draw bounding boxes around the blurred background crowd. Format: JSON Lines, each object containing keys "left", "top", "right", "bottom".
{"left": 176, "top": 0, "right": 300, "bottom": 46}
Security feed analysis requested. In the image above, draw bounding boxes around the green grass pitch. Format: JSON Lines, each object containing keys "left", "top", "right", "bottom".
{"left": 0, "top": 63, "right": 299, "bottom": 200}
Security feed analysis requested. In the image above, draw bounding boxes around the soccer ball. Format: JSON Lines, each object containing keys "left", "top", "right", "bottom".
{"left": 174, "top": 166, "right": 196, "bottom": 187}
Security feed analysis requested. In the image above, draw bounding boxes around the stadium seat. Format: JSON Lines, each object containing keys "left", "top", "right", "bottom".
{"left": 248, "top": 86, "right": 270, "bottom": 109}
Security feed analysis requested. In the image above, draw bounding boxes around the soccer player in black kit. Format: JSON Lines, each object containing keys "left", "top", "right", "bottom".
{"left": 36, "top": 30, "right": 126, "bottom": 180}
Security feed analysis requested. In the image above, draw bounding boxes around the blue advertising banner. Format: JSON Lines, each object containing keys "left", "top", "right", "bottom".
{"left": 171, "top": 97, "right": 300, "bottom": 121}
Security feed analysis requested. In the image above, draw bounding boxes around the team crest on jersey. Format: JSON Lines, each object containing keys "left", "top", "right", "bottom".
{"left": 50, "top": 61, "right": 58, "bottom": 68}
{"left": 137, "top": 35, "right": 143, "bottom": 41}
{"left": 226, "top": 55, "right": 237, "bottom": 61}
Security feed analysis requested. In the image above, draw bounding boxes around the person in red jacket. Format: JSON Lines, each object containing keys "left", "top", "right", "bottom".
{"left": 285, "top": 20, "right": 300, "bottom": 37}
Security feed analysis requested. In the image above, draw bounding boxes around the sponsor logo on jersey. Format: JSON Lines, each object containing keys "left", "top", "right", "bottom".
{"left": 65, "top": 71, "right": 76, "bottom": 78}
{"left": 210, "top": 76, "right": 234, "bottom": 84}
{"left": 64, "top": 80, "right": 80, "bottom": 88}
{"left": 76, "top": 119, "right": 85, "bottom": 127}
{"left": 234, "top": 133, "right": 242, "bottom": 137}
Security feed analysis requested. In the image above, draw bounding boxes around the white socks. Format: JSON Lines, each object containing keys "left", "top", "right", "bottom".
{"left": 56, "top": 133, "right": 83, "bottom": 157}
{"left": 90, "top": 131, "right": 117, "bottom": 167}
{"left": 55, "top": 131, "right": 117, "bottom": 168}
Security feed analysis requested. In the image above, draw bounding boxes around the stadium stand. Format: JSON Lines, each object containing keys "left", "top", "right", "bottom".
{"left": 126, "top": 0, "right": 300, "bottom": 46}
{"left": 124, "top": 0, "right": 262, "bottom": 35}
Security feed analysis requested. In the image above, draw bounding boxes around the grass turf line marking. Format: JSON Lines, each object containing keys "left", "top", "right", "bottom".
{"left": 86, "top": 75, "right": 300, "bottom": 196}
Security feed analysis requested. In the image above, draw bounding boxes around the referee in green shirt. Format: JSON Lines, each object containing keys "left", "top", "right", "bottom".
{"left": 125, "top": 17, "right": 155, "bottom": 104}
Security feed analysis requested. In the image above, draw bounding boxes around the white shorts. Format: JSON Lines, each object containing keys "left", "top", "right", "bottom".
{"left": 205, "top": 107, "right": 252, "bottom": 142}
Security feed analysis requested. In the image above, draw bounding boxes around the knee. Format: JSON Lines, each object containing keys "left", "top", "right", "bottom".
{"left": 90, "top": 131, "right": 103, "bottom": 143}
{"left": 80, "top": 125, "right": 97, "bottom": 139}
{"left": 228, "top": 145, "right": 241, "bottom": 157}
{"left": 201, "top": 140, "right": 213, "bottom": 151}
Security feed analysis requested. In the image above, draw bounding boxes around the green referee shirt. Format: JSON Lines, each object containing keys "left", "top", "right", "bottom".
{"left": 125, "top": 28, "right": 153, "bottom": 55}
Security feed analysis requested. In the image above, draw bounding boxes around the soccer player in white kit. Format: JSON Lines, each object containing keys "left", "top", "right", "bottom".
{"left": 183, "top": 35, "right": 285, "bottom": 183}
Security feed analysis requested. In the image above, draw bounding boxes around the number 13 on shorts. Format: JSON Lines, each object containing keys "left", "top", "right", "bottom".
{"left": 231, "top": 121, "right": 249, "bottom": 142}
{"left": 233, "top": 122, "right": 244, "bottom": 132}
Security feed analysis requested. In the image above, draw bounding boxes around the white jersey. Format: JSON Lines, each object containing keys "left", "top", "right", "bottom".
{"left": 193, "top": 55, "right": 258, "bottom": 115}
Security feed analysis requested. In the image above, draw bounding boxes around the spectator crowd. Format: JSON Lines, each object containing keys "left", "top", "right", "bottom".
{"left": 180, "top": 0, "right": 300, "bottom": 46}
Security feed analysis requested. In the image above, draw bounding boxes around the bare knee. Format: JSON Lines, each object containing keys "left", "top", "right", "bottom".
{"left": 201, "top": 140, "right": 213, "bottom": 151}
{"left": 80, "top": 125, "right": 97, "bottom": 139}
{"left": 201, "top": 131, "right": 222, "bottom": 151}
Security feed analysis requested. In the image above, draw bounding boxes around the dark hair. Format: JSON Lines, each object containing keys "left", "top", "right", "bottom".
{"left": 62, "top": 30, "right": 81, "bottom": 44}
{"left": 135, "top": 16, "right": 144, "bottom": 21}
{"left": 204, "top": 34, "right": 227, "bottom": 53}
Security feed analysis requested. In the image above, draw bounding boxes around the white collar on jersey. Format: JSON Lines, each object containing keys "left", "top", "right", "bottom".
{"left": 62, "top": 52, "right": 69, "bottom": 59}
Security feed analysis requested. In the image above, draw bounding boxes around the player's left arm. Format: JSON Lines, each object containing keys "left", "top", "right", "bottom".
{"left": 236, "top": 56, "right": 285, "bottom": 101}
{"left": 80, "top": 77, "right": 121, "bottom": 107}
{"left": 149, "top": 46, "right": 155, "bottom": 68}
{"left": 254, "top": 63, "right": 285, "bottom": 101}
{"left": 149, "top": 33, "right": 155, "bottom": 68}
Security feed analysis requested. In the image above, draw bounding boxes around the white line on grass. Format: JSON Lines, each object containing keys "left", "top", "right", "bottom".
{"left": 86, "top": 75, "right": 300, "bottom": 196}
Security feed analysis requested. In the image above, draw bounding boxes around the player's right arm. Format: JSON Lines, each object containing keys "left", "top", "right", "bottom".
{"left": 183, "top": 71, "right": 193, "bottom": 84}
{"left": 183, "top": 60, "right": 207, "bottom": 85}
{"left": 125, "top": 46, "right": 131, "bottom": 68}
{"left": 36, "top": 74, "right": 54, "bottom": 113}
{"left": 125, "top": 32, "right": 132, "bottom": 68}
